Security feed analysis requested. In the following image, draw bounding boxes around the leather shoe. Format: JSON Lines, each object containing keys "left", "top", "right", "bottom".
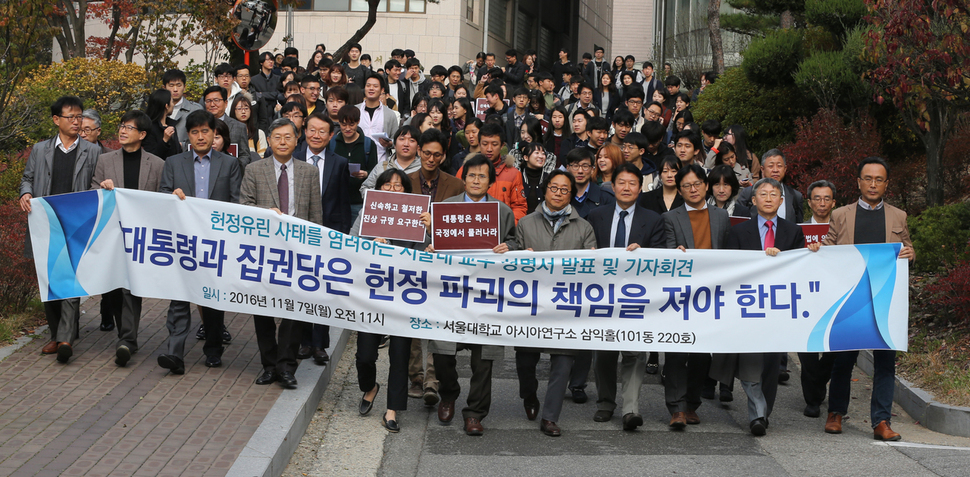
{"left": 408, "top": 381, "right": 424, "bottom": 398}
{"left": 437, "top": 400, "right": 455, "bottom": 423}
{"left": 56, "top": 343, "right": 73, "bottom": 363}
{"left": 157, "top": 354, "right": 185, "bottom": 375}
{"left": 686, "top": 410, "right": 700, "bottom": 425}
{"left": 382, "top": 411, "right": 400, "bottom": 433}
{"left": 873, "top": 420, "right": 901, "bottom": 441}
{"left": 205, "top": 355, "right": 222, "bottom": 368}
{"left": 593, "top": 410, "right": 613, "bottom": 422}
{"left": 669, "top": 411, "right": 687, "bottom": 429}
{"left": 571, "top": 388, "right": 588, "bottom": 403}
{"left": 750, "top": 418, "right": 767, "bottom": 436}
{"left": 779, "top": 369, "right": 790, "bottom": 384}
{"left": 255, "top": 370, "right": 276, "bottom": 385}
{"left": 195, "top": 323, "right": 206, "bottom": 340}
{"left": 100, "top": 321, "right": 115, "bottom": 332}
{"left": 540, "top": 419, "right": 561, "bottom": 437}
{"left": 312, "top": 348, "right": 330, "bottom": 366}
{"left": 360, "top": 383, "right": 379, "bottom": 415}
{"left": 221, "top": 328, "right": 232, "bottom": 344}
{"left": 720, "top": 388, "right": 734, "bottom": 402}
{"left": 464, "top": 417, "right": 484, "bottom": 436}
{"left": 804, "top": 404, "right": 821, "bottom": 418}
{"left": 523, "top": 394, "right": 540, "bottom": 421}
{"left": 701, "top": 385, "right": 716, "bottom": 400}
{"left": 297, "top": 345, "right": 312, "bottom": 359}
{"left": 115, "top": 345, "right": 131, "bottom": 367}
{"left": 645, "top": 362, "right": 659, "bottom": 375}
{"left": 277, "top": 371, "right": 298, "bottom": 389}
{"left": 423, "top": 388, "right": 440, "bottom": 406}
{"left": 622, "top": 413, "right": 644, "bottom": 431}
{"left": 825, "top": 412, "right": 843, "bottom": 434}
{"left": 42, "top": 340, "right": 58, "bottom": 355}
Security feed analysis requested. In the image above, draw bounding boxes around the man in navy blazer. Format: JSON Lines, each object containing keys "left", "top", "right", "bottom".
{"left": 711, "top": 177, "right": 805, "bottom": 437}
{"left": 292, "top": 111, "right": 352, "bottom": 364}
{"left": 587, "top": 163, "right": 666, "bottom": 431}
{"left": 157, "top": 110, "right": 242, "bottom": 375}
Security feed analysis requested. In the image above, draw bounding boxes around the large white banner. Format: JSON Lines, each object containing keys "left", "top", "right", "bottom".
{"left": 29, "top": 189, "right": 909, "bottom": 353}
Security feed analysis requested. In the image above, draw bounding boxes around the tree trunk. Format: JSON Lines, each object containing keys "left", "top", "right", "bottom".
{"left": 331, "top": 0, "right": 381, "bottom": 64}
{"left": 104, "top": 4, "right": 123, "bottom": 60}
{"left": 922, "top": 99, "right": 954, "bottom": 207}
{"left": 707, "top": 0, "right": 724, "bottom": 74}
{"left": 51, "top": 0, "right": 88, "bottom": 59}
{"left": 780, "top": 10, "right": 794, "bottom": 29}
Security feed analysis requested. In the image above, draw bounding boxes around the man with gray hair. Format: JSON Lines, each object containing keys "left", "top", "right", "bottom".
{"left": 737, "top": 149, "right": 804, "bottom": 223}
{"left": 80, "top": 109, "right": 114, "bottom": 155}
{"left": 241, "top": 118, "right": 322, "bottom": 389}
{"left": 807, "top": 180, "right": 836, "bottom": 224}
{"left": 711, "top": 176, "right": 806, "bottom": 436}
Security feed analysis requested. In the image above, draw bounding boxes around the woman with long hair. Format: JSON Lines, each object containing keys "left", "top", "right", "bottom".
{"left": 542, "top": 105, "right": 572, "bottom": 163}
{"left": 327, "top": 64, "right": 348, "bottom": 87}
{"left": 349, "top": 168, "right": 416, "bottom": 433}
{"left": 306, "top": 50, "right": 324, "bottom": 75}
{"left": 230, "top": 94, "right": 267, "bottom": 156}
{"left": 638, "top": 156, "right": 684, "bottom": 214}
{"left": 706, "top": 164, "right": 749, "bottom": 217}
{"left": 595, "top": 143, "right": 624, "bottom": 193}
{"left": 212, "top": 119, "right": 232, "bottom": 154}
{"left": 610, "top": 56, "right": 624, "bottom": 77}
{"left": 594, "top": 71, "right": 621, "bottom": 121}
{"left": 450, "top": 118, "right": 483, "bottom": 175}
{"left": 722, "top": 124, "right": 761, "bottom": 180}
{"left": 713, "top": 141, "right": 753, "bottom": 187}
{"left": 451, "top": 97, "right": 473, "bottom": 132}
{"left": 516, "top": 142, "right": 555, "bottom": 214}
{"left": 142, "top": 88, "right": 181, "bottom": 159}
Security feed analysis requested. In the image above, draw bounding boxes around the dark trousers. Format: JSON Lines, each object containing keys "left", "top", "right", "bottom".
{"left": 301, "top": 323, "right": 331, "bottom": 349}
{"left": 165, "top": 301, "right": 223, "bottom": 359}
{"left": 663, "top": 352, "right": 711, "bottom": 414}
{"left": 253, "top": 315, "right": 301, "bottom": 375}
{"left": 100, "top": 288, "right": 124, "bottom": 326}
{"left": 434, "top": 345, "right": 493, "bottom": 420}
{"left": 829, "top": 350, "right": 896, "bottom": 427}
{"left": 45, "top": 299, "right": 80, "bottom": 342}
{"left": 515, "top": 350, "right": 575, "bottom": 422}
{"left": 569, "top": 350, "right": 592, "bottom": 391}
{"left": 356, "top": 332, "right": 411, "bottom": 411}
{"left": 798, "top": 352, "right": 836, "bottom": 407}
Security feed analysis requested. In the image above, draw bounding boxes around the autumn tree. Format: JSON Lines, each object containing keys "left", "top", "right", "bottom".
{"left": 863, "top": 0, "right": 970, "bottom": 207}
{"left": 0, "top": 0, "right": 56, "bottom": 147}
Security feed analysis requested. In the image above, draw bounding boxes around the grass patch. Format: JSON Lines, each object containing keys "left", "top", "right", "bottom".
{"left": 0, "top": 298, "right": 46, "bottom": 346}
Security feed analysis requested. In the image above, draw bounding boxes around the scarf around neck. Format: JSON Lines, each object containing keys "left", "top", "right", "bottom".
{"left": 541, "top": 202, "right": 572, "bottom": 235}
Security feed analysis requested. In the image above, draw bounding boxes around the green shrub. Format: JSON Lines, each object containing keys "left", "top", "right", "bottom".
{"left": 805, "top": 0, "right": 867, "bottom": 40}
{"left": 692, "top": 67, "right": 811, "bottom": 155}
{"left": 0, "top": 151, "right": 27, "bottom": 202}
{"left": 794, "top": 50, "right": 870, "bottom": 110}
{"left": 908, "top": 202, "right": 970, "bottom": 273}
{"left": 742, "top": 28, "right": 804, "bottom": 87}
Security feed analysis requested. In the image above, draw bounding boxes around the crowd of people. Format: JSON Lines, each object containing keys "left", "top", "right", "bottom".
{"left": 18, "top": 42, "right": 915, "bottom": 442}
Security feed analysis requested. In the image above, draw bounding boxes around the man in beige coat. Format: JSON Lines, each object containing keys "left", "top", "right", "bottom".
{"left": 91, "top": 110, "right": 165, "bottom": 367}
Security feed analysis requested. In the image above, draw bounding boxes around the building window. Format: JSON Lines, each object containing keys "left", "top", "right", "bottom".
{"left": 466, "top": 0, "right": 475, "bottom": 22}
{"left": 308, "top": 0, "right": 427, "bottom": 12}
{"left": 489, "top": 0, "right": 509, "bottom": 41}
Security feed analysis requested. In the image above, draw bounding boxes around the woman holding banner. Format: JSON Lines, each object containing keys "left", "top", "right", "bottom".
{"left": 513, "top": 169, "right": 597, "bottom": 437}
{"left": 350, "top": 169, "right": 415, "bottom": 433}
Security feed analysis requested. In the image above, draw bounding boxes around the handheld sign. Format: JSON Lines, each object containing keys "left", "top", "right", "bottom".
{"left": 474, "top": 98, "right": 511, "bottom": 120}
{"left": 729, "top": 216, "right": 750, "bottom": 227}
{"left": 431, "top": 202, "right": 501, "bottom": 250}
{"left": 799, "top": 223, "right": 830, "bottom": 245}
{"left": 359, "top": 189, "right": 431, "bottom": 242}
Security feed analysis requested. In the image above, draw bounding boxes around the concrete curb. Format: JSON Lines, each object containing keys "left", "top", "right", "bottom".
{"left": 858, "top": 350, "right": 970, "bottom": 438}
{"left": 0, "top": 326, "right": 47, "bottom": 363}
{"left": 227, "top": 327, "right": 352, "bottom": 477}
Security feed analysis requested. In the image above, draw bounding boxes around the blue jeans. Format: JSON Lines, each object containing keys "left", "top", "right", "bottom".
{"left": 828, "top": 350, "right": 896, "bottom": 427}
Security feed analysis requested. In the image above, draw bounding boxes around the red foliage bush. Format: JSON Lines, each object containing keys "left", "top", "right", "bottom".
{"left": 925, "top": 260, "right": 970, "bottom": 323}
{"left": 781, "top": 108, "right": 883, "bottom": 206}
{"left": 0, "top": 203, "right": 38, "bottom": 314}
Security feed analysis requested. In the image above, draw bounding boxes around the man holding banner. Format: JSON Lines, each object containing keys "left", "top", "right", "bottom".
{"left": 710, "top": 177, "right": 806, "bottom": 436}
{"left": 661, "top": 164, "right": 730, "bottom": 429}
{"left": 427, "top": 154, "right": 519, "bottom": 436}
{"left": 241, "top": 118, "right": 323, "bottom": 389}
{"left": 157, "top": 110, "right": 242, "bottom": 375}
{"left": 821, "top": 157, "right": 914, "bottom": 441}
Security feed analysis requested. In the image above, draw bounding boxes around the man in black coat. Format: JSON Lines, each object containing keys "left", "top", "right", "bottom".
{"left": 737, "top": 149, "right": 804, "bottom": 223}
{"left": 587, "top": 163, "right": 665, "bottom": 431}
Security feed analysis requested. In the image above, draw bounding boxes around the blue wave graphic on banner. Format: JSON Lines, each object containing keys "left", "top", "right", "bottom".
{"left": 823, "top": 243, "right": 902, "bottom": 351}
{"left": 40, "top": 190, "right": 114, "bottom": 299}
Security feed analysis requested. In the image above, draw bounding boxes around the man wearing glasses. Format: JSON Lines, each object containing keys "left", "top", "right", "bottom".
{"left": 661, "top": 164, "right": 730, "bottom": 429}
{"left": 737, "top": 149, "right": 804, "bottom": 223}
{"left": 202, "top": 85, "right": 252, "bottom": 165}
{"left": 565, "top": 148, "right": 615, "bottom": 219}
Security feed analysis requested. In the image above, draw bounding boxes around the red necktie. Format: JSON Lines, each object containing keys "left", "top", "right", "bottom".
{"left": 764, "top": 220, "right": 775, "bottom": 250}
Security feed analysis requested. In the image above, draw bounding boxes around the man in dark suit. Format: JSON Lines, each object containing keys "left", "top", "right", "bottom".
{"left": 90, "top": 110, "right": 166, "bottom": 367}
{"left": 292, "top": 112, "right": 352, "bottom": 365}
{"left": 201, "top": 85, "right": 252, "bottom": 167}
{"left": 19, "top": 95, "right": 101, "bottom": 363}
{"left": 157, "top": 110, "right": 242, "bottom": 375}
{"left": 588, "top": 163, "right": 666, "bottom": 430}
{"left": 710, "top": 177, "right": 806, "bottom": 436}
{"left": 662, "top": 164, "right": 730, "bottom": 429}
{"left": 241, "top": 118, "right": 323, "bottom": 390}
{"left": 737, "top": 149, "right": 804, "bottom": 223}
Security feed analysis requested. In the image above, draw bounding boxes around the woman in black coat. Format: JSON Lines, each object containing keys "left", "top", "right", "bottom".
{"left": 592, "top": 71, "right": 621, "bottom": 122}
{"left": 142, "top": 89, "right": 181, "bottom": 159}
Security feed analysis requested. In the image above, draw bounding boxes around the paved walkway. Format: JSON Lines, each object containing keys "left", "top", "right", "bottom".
{"left": 0, "top": 297, "right": 281, "bottom": 477}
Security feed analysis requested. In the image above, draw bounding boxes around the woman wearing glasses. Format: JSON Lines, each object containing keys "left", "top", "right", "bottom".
{"left": 348, "top": 168, "right": 417, "bottom": 433}
{"left": 514, "top": 169, "right": 597, "bottom": 437}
